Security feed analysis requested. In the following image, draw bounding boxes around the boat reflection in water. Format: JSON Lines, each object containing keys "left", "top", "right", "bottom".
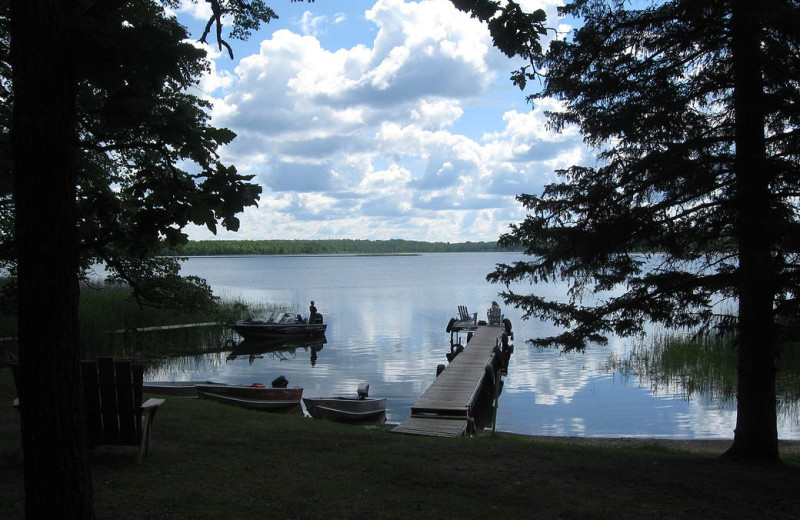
{"left": 226, "top": 336, "right": 326, "bottom": 366}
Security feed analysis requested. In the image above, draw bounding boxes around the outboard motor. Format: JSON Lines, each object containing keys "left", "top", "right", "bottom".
{"left": 271, "top": 375, "right": 289, "bottom": 388}
{"left": 357, "top": 382, "right": 370, "bottom": 399}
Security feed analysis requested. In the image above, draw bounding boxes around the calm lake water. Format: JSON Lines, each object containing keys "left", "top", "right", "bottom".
{"left": 147, "top": 253, "right": 799, "bottom": 439}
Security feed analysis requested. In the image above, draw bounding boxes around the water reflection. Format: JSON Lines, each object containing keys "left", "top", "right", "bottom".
{"left": 145, "top": 350, "right": 231, "bottom": 382}
{"left": 227, "top": 336, "right": 327, "bottom": 366}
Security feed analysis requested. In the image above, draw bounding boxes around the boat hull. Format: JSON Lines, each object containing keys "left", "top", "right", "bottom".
{"left": 143, "top": 381, "right": 213, "bottom": 398}
{"left": 197, "top": 384, "right": 303, "bottom": 411}
{"left": 303, "top": 397, "right": 386, "bottom": 423}
{"left": 231, "top": 322, "right": 327, "bottom": 339}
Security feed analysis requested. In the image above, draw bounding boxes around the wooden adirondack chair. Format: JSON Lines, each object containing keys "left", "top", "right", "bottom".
{"left": 81, "top": 358, "right": 164, "bottom": 463}
{"left": 457, "top": 305, "right": 477, "bottom": 325}
{"left": 11, "top": 358, "right": 163, "bottom": 463}
{"left": 487, "top": 307, "right": 504, "bottom": 326}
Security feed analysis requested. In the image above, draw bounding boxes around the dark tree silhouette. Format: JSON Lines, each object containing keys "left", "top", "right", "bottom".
{"left": 7, "top": 1, "right": 312, "bottom": 517}
{"left": 452, "top": 0, "right": 800, "bottom": 461}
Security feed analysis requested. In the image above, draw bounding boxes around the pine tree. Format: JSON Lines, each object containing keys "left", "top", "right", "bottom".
{"left": 453, "top": 0, "right": 800, "bottom": 461}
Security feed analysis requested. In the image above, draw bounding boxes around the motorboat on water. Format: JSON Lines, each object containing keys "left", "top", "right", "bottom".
{"left": 229, "top": 311, "right": 327, "bottom": 340}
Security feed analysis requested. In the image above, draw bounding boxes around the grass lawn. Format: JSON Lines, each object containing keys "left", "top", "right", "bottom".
{"left": 2, "top": 367, "right": 799, "bottom": 519}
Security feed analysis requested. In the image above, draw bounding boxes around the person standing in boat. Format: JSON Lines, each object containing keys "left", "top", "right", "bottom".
{"left": 309, "top": 301, "right": 318, "bottom": 324}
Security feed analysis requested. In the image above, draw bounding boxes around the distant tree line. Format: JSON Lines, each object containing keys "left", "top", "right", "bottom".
{"left": 165, "top": 239, "right": 521, "bottom": 256}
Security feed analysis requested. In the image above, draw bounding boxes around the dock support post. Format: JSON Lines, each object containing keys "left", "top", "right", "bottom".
{"left": 491, "top": 361, "right": 501, "bottom": 437}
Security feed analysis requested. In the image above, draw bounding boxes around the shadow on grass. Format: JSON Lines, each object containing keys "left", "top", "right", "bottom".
{"left": 2, "top": 367, "right": 799, "bottom": 519}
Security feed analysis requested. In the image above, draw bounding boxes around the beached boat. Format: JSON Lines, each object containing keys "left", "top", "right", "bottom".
{"left": 142, "top": 381, "right": 213, "bottom": 398}
{"left": 303, "top": 384, "right": 386, "bottom": 423}
{"left": 229, "top": 311, "right": 327, "bottom": 339}
{"left": 196, "top": 382, "right": 303, "bottom": 411}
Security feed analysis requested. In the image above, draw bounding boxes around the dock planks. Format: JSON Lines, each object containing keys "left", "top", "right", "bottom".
{"left": 393, "top": 417, "right": 469, "bottom": 437}
{"left": 393, "top": 325, "right": 505, "bottom": 437}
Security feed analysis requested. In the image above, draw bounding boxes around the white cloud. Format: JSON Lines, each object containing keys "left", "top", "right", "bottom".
{"left": 185, "top": 0, "right": 584, "bottom": 242}
{"left": 172, "top": 1, "right": 211, "bottom": 21}
{"left": 410, "top": 100, "right": 463, "bottom": 130}
{"left": 299, "top": 11, "right": 328, "bottom": 37}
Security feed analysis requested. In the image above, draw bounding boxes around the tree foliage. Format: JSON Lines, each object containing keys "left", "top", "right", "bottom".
{"left": 194, "top": 0, "right": 314, "bottom": 58}
{"left": 1, "top": 1, "right": 270, "bottom": 310}
{"left": 450, "top": 0, "right": 547, "bottom": 59}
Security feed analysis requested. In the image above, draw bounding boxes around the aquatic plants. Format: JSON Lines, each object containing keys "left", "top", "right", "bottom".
{"left": 607, "top": 331, "right": 800, "bottom": 417}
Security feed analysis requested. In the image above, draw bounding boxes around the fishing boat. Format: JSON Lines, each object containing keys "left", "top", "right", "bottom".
{"left": 229, "top": 311, "right": 326, "bottom": 340}
{"left": 303, "top": 383, "right": 386, "bottom": 423}
{"left": 196, "top": 382, "right": 303, "bottom": 411}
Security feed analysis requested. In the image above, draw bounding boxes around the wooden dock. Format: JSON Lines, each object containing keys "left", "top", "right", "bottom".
{"left": 393, "top": 325, "right": 506, "bottom": 437}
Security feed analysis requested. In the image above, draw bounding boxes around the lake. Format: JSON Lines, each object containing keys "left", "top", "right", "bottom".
{"left": 146, "top": 252, "right": 799, "bottom": 439}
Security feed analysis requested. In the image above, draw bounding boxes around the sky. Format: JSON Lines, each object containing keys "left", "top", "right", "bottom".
{"left": 174, "top": 0, "right": 585, "bottom": 243}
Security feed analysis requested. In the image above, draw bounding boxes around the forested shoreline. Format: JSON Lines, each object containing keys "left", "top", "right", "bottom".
{"left": 164, "top": 239, "right": 520, "bottom": 256}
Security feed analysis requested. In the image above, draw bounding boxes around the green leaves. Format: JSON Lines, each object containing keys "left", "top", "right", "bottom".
{"left": 74, "top": 2, "right": 263, "bottom": 257}
{"left": 449, "top": 0, "right": 548, "bottom": 89}
{"left": 104, "top": 256, "right": 219, "bottom": 312}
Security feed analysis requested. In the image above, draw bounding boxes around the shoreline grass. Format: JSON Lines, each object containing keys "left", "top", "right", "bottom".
{"left": 0, "top": 282, "right": 285, "bottom": 363}
{"left": 2, "top": 368, "right": 799, "bottom": 519}
{"left": 605, "top": 330, "right": 800, "bottom": 419}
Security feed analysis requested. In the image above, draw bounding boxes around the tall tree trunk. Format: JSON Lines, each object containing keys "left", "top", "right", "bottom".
{"left": 11, "top": 1, "right": 95, "bottom": 517}
{"left": 726, "top": 0, "right": 779, "bottom": 461}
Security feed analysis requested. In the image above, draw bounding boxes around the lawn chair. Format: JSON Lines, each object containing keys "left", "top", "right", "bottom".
{"left": 81, "top": 357, "right": 164, "bottom": 463}
{"left": 487, "top": 307, "right": 504, "bottom": 326}
{"left": 11, "top": 358, "right": 163, "bottom": 463}
{"left": 457, "top": 305, "right": 477, "bottom": 325}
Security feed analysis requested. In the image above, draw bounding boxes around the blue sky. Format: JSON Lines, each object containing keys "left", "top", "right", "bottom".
{"left": 174, "top": 0, "right": 583, "bottom": 242}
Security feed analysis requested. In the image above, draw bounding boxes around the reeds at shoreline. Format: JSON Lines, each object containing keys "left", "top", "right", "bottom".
{"left": 605, "top": 329, "right": 800, "bottom": 416}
